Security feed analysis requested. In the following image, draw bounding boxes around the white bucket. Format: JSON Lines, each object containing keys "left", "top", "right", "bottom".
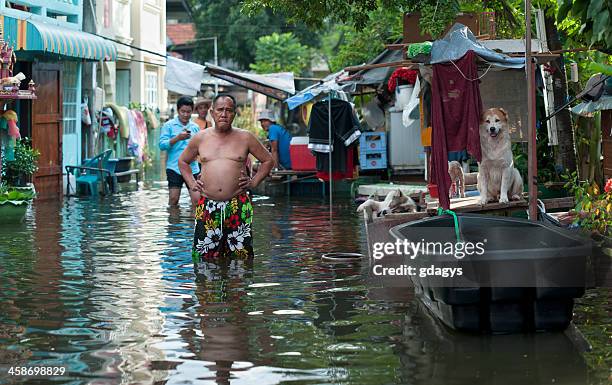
{"left": 395, "top": 84, "right": 414, "bottom": 109}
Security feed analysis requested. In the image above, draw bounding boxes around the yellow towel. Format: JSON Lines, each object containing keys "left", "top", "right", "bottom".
{"left": 419, "top": 94, "right": 431, "bottom": 147}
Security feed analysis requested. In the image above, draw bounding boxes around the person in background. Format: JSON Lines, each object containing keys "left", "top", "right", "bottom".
{"left": 193, "top": 97, "right": 212, "bottom": 130}
{"left": 159, "top": 96, "right": 201, "bottom": 206}
{"left": 258, "top": 110, "right": 292, "bottom": 170}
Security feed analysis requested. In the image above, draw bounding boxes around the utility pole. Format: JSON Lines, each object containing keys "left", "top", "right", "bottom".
{"left": 213, "top": 36, "right": 218, "bottom": 96}
{"left": 194, "top": 36, "right": 218, "bottom": 96}
{"left": 526, "top": 0, "right": 537, "bottom": 220}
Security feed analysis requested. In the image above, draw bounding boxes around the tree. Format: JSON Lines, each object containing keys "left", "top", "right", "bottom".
{"left": 558, "top": 0, "right": 612, "bottom": 52}
{"left": 324, "top": 8, "right": 403, "bottom": 72}
{"left": 242, "top": 0, "right": 524, "bottom": 39}
{"left": 540, "top": 5, "right": 578, "bottom": 172}
{"left": 188, "top": 0, "right": 319, "bottom": 69}
{"left": 250, "top": 32, "right": 312, "bottom": 74}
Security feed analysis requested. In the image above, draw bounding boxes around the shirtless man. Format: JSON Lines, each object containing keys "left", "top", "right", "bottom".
{"left": 178, "top": 94, "right": 273, "bottom": 266}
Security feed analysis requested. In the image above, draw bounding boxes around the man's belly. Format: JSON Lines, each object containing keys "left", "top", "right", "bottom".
{"left": 199, "top": 160, "right": 243, "bottom": 201}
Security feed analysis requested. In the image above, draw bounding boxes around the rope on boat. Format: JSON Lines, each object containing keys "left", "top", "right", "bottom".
{"left": 436, "top": 207, "right": 461, "bottom": 243}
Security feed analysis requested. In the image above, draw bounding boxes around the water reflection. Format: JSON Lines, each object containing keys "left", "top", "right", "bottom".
{"left": 0, "top": 187, "right": 608, "bottom": 384}
{"left": 399, "top": 301, "right": 588, "bottom": 385}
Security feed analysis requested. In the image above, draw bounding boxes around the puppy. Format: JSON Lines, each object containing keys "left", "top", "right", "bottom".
{"left": 477, "top": 108, "right": 523, "bottom": 205}
{"left": 448, "top": 161, "right": 466, "bottom": 198}
{"left": 357, "top": 189, "right": 416, "bottom": 221}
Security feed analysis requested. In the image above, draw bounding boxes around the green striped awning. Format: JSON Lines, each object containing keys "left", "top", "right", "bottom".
{"left": 0, "top": 15, "right": 117, "bottom": 61}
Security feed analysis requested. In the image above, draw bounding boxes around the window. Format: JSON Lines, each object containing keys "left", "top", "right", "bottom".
{"left": 63, "top": 62, "right": 78, "bottom": 134}
{"left": 145, "top": 70, "right": 158, "bottom": 108}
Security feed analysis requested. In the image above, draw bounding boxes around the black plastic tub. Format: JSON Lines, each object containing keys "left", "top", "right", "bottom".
{"left": 389, "top": 214, "right": 591, "bottom": 333}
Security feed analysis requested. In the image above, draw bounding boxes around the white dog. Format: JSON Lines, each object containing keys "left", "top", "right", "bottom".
{"left": 357, "top": 189, "right": 416, "bottom": 221}
{"left": 477, "top": 108, "right": 523, "bottom": 205}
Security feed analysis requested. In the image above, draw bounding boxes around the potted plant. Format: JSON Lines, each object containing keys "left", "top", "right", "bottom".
{"left": 2, "top": 137, "right": 40, "bottom": 188}
{"left": 561, "top": 173, "right": 612, "bottom": 284}
{"left": 0, "top": 181, "right": 36, "bottom": 223}
{"left": 0, "top": 138, "right": 38, "bottom": 223}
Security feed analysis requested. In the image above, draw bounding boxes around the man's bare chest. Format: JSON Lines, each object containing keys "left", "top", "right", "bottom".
{"left": 198, "top": 138, "right": 248, "bottom": 163}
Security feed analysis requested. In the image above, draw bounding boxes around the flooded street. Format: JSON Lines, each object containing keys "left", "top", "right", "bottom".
{"left": 0, "top": 185, "right": 609, "bottom": 384}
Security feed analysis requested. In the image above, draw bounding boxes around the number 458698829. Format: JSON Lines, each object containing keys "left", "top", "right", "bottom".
{"left": 7, "top": 366, "right": 66, "bottom": 376}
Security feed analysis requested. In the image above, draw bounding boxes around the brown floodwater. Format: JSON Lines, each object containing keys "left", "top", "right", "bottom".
{"left": 0, "top": 185, "right": 609, "bottom": 384}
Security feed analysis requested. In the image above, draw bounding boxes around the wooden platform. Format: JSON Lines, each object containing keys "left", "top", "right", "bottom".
{"left": 253, "top": 170, "right": 325, "bottom": 197}
{"left": 426, "top": 196, "right": 528, "bottom": 215}
{"left": 357, "top": 183, "right": 428, "bottom": 199}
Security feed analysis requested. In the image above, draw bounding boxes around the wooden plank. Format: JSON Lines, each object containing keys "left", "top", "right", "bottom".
{"left": 270, "top": 170, "right": 316, "bottom": 176}
{"left": 540, "top": 197, "right": 575, "bottom": 210}
{"left": 375, "top": 211, "right": 429, "bottom": 222}
{"left": 426, "top": 196, "right": 528, "bottom": 214}
{"left": 344, "top": 60, "right": 416, "bottom": 73}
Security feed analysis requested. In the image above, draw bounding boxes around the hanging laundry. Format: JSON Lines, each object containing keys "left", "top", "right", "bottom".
{"left": 131, "top": 110, "right": 148, "bottom": 163}
{"left": 81, "top": 102, "right": 92, "bottom": 126}
{"left": 127, "top": 110, "right": 141, "bottom": 161}
{"left": 316, "top": 147, "right": 357, "bottom": 181}
{"left": 308, "top": 99, "right": 361, "bottom": 153}
{"left": 144, "top": 108, "right": 160, "bottom": 130}
{"left": 2, "top": 110, "right": 20, "bottom": 139}
{"left": 431, "top": 50, "right": 483, "bottom": 209}
{"left": 104, "top": 103, "right": 129, "bottom": 139}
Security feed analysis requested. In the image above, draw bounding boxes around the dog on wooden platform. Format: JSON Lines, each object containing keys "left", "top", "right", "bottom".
{"left": 357, "top": 189, "right": 416, "bottom": 221}
{"left": 477, "top": 108, "right": 523, "bottom": 205}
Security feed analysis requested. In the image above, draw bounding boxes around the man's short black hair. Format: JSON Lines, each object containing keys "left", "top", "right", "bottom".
{"left": 177, "top": 96, "right": 194, "bottom": 110}
{"left": 213, "top": 94, "right": 237, "bottom": 109}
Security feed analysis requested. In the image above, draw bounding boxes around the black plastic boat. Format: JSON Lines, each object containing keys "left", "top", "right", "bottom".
{"left": 389, "top": 214, "right": 592, "bottom": 333}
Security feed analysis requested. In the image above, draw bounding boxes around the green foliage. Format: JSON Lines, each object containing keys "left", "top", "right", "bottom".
{"left": 241, "top": 0, "right": 384, "bottom": 30}
{"left": 512, "top": 143, "right": 528, "bottom": 182}
{"left": 250, "top": 32, "right": 312, "bottom": 75}
{"left": 0, "top": 188, "right": 36, "bottom": 203}
{"left": 563, "top": 171, "right": 612, "bottom": 236}
{"left": 233, "top": 105, "right": 266, "bottom": 140}
{"left": 189, "top": 0, "right": 319, "bottom": 69}
{"left": 406, "top": 0, "right": 460, "bottom": 38}
{"left": 326, "top": 8, "right": 403, "bottom": 71}
{"left": 3, "top": 138, "right": 40, "bottom": 186}
{"left": 557, "top": 0, "right": 612, "bottom": 51}
{"left": 242, "top": 0, "right": 531, "bottom": 40}
{"left": 243, "top": 0, "right": 456, "bottom": 38}
{"left": 590, "top": 61, "right": 612, "bottom": 75}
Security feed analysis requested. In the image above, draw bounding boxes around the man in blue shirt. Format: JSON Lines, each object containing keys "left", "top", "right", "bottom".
{"left": 159, "top": 96, "right": 200, "bottom": 206}
{"left": 258, "top": 110, "right": 292, "bottom": 170}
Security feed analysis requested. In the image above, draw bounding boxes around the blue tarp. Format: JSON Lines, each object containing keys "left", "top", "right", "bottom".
{"left": 286, "top": 71, "right": 355, "bottom": 110}
{"left": 431, "top": 23, "right": 525, "bottom": 68}
{"left": 571, "top": 96, "right": 612, "bottom": 116}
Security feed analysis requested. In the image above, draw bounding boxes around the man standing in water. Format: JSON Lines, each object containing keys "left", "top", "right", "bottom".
{"left": 178, "top": 94, "right": 273, "bottom": 269}
{"left": 159, "top": 96, "right": 201, "bottom": 206}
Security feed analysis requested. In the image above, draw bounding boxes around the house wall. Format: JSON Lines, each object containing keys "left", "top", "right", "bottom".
{"left": 0, "top": 0, "right": 82, "bottom": 28}
{"left": 130, "top": 0, "right": 167, "bottom": 111}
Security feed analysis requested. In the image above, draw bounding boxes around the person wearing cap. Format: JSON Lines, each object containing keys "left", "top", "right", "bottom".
{"left": 258, "top": 110, "right": 292, "bottom": 170}
{"left": 193, "top": 97, "right": 212, "bottom": 130}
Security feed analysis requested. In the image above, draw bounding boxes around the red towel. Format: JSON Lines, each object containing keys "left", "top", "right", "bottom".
{"left": 431, "top": 50, "right": 482, "bottom": 209}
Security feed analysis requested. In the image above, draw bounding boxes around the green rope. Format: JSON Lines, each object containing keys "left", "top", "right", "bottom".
{"left": 437, "top": 207, "right": 461, "bottom": 243}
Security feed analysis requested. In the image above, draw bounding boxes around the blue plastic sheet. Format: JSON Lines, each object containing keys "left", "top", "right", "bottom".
{"left": 431, "top": 23, "right": 525, "bottom": 69}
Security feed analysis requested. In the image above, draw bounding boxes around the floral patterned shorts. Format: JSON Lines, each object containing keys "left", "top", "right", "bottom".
{"left": 192, "top": 192, "right": 254, "bottom": 265}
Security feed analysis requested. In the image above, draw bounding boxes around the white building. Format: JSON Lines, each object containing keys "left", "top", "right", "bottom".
{"left": 92, "top": 0, "right": 166, "bottom": 112}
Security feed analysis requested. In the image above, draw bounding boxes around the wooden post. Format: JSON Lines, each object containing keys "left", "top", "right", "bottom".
{"left": 526, "top": 0, "right": 538, "bottom": 220}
